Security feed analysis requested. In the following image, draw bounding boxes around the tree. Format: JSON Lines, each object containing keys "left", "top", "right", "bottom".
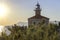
{"left": 1, "top": 23, "right": 58, "bottom": 40}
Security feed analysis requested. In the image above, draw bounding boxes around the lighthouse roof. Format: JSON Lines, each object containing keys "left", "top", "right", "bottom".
{"left": 28, "top": 15, "right": 49, "bottom": 20}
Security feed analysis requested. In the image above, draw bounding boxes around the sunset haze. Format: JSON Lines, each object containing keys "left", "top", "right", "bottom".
{"left": 0, "top": 0, "right": 60, "bottom": 26}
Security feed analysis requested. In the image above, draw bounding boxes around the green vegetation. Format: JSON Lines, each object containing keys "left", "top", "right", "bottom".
{"left": 0, "top": 23, "right": 59, "bottom": 40}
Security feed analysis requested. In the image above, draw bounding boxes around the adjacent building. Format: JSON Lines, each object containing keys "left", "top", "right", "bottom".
{"left": 56, "top": 22, "right": 60, "bottom": 40}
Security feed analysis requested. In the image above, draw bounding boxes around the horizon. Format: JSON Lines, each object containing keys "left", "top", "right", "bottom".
{"left": 0, "top": 0, "right": 60, "bottom": 26}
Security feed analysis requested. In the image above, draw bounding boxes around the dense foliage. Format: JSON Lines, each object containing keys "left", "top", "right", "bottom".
{"left": 0, "top": 23, "right": 59, "bottom": 40}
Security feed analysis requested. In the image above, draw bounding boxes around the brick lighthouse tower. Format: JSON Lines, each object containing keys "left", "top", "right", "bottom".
{"left": 28, "top": 2, "right": 49, "bottom": 26}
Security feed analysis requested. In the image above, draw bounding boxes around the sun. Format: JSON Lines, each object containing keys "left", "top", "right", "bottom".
{"left": 0, "top": 3, "right": 9, "bottom": 17}
{"left": 0, "top": 6, "right": 6, "bottom": 17}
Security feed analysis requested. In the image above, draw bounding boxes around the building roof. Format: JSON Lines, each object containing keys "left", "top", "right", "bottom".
{"left": 28, "top": 15, "right": 49, "bottom": 20}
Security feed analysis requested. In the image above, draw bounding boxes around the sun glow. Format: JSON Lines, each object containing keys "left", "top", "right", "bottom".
{"left": 0, "top": 3, "right": 9, "bottom": 18}
{"left": 0, "top": 26, "right": 4, "bottom": 36}
{"left": 0, "top": 26, "right": 4, "bottom": 33}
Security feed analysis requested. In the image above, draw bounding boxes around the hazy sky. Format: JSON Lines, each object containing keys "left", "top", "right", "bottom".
{"left": 0, "top": 0, "right": 60, "bottom": 26}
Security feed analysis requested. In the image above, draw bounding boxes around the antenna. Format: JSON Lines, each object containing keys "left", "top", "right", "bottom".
{"left": 36, "top": 0, "right": 40, "bottom": 6}
{"left": 37, "top": 0, "right": 39, "bottom": 4}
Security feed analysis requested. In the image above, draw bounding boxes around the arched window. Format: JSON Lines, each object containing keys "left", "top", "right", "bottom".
{"left": 42, "top": 20, "right": 45, "bottom": 24}
{"left": 33, "top": 22, "right": 36, "bottom": 25}
{"left": 38, "top": 22, "right": 40, "bottom": 25}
